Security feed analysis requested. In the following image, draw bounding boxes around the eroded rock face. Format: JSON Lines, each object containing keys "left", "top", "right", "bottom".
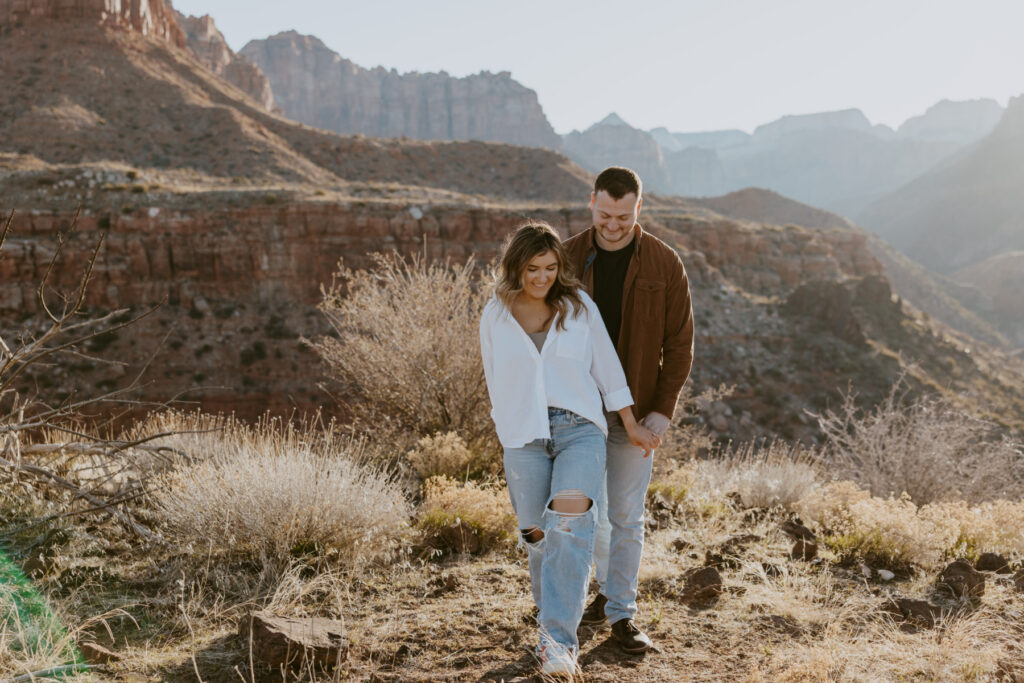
{"left": 0, "top": 0, "right": 185, "bottom": 47}
{"left": 240, "top": 31, "right": 561, "bottom": 149}
{"left": 175, "top": 12, "right": 276, "bottom": 112}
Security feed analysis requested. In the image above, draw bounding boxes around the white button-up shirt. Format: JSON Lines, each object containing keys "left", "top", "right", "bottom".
{"left": 479, "top": 292, "right": 634, "bottom": 449}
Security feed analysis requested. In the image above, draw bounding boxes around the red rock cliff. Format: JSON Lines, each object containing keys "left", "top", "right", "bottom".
{"left": 0, "top": 0, "right": 185, "bottom": 47}
{"left": 175, "top": 12, "right": 276, "bottom": 112}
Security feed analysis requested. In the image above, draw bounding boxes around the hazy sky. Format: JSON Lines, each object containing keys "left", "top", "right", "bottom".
{"left": 171, "top": 0, "right": 1024, "bottom": 135}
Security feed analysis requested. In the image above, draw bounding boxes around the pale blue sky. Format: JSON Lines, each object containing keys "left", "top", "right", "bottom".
{"left": 171, "top": 0, "right": 1024, "bottom": 135}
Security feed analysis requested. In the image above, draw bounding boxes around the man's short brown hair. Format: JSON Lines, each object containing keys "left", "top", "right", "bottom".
{"left": 594, "top": 166, "right": 642, "bottom": 200}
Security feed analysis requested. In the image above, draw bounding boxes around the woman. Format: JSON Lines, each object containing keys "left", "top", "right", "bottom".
{"left": 479, "top": 222, "right": 657, "bottom": 676}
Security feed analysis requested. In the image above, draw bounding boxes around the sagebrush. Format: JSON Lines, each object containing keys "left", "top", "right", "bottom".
{"left": 311, "top": 252, "right": 496, "bottom": 458}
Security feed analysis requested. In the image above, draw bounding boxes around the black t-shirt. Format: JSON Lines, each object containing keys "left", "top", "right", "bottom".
{"left": 592, "top": 238, "right": 635, "bottom": 348}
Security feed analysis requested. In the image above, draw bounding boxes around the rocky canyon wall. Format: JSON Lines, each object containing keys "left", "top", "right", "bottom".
{"left": 240, "top": 32, "right": 562, "bottom": 150}
{"left": 0, "top": 0, "right": 184, "bottom": 47}
{"left": 0, "top": 203, "right": 886, "bottom": 424}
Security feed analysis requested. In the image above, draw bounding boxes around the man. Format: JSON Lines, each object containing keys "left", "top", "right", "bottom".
{"left": 564, "top": 166, "right": 694, "bottom": 653}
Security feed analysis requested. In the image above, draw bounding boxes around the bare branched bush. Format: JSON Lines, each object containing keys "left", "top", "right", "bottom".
{"left": 1, "top": 209, "right": 162, "bottom": 539}
{"left": 151, "top": 412, "right": 410, "bottom": 567}
{"left": 816, "top": 382, "right": 1024, "bottom": 504}
{"left": 310, "top": 252, "right": 495, "bottom": 459}
{"left": 417, "top": 475, "right": 516, "bottom": 553}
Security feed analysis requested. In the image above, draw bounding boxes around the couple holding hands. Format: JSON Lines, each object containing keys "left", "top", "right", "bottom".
{"left": 479, "top": 166, "right": 695, "bottom": 675}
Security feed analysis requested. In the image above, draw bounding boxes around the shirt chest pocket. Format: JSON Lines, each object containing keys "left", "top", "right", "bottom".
{"left": 635, "top": 279, "right": 666, "bottom": 321}
{"left": 555, "top": 324, "right": 588, "bottom": 362}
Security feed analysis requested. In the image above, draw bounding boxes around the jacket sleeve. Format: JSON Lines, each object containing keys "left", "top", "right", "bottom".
{"left": 587, "top": 301, "right": 634, "bottom": 413}
{"left": 651, "top": 255, "right": 694, "bottom": 419}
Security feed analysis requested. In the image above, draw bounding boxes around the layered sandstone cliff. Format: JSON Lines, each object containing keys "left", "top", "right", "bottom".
{"left": 239, "top": 31, "right": 562, "bottom": 149}
{"left": 0, "top": 0, "right": 184, "bottom": 46}
{"left": 175, "top": 12, "right": 276, "bottom": 112}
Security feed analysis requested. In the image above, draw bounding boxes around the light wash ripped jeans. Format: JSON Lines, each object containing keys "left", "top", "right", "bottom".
{"left": 503, "top": 407, "right": 606, "bottom": 654}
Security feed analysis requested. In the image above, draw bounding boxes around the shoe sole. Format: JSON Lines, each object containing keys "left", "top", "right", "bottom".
{"left": 616, "top": 640, "right": 652, "bottom": 654}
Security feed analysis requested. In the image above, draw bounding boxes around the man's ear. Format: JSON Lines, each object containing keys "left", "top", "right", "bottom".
{"left": 636, "top": 196, "right": 643, "bottom": 215}
{"left": 589, "top": 192, "right": 595, "bottom": 209}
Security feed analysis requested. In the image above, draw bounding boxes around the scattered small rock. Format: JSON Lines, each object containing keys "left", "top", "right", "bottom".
{"left": 975, "top": 552, "right": 1012, "bottom": 574}
{"left": 780, "top": 519, "right": 816, "bottom": 542}
{"left": 80, "top": 641, "right": 121, "bottom": 664}
{"left": 671, "top": 538, "right": 693, "bottom": 552}
{"left": 761, "top": 562, "right": 783, "bottom": 579}
{"left": 683, "top": 566, "right": 724, "bottom": 602}
{"left": 877, "top": 569, "right": 895, "bottom": 582}
{"left": 790, "top": 539, "right": 817, "bottom": 561}
{"left": 704, "top": 550, "right": 739, "bottom": 570}
{"left": 427, "top": 571, "right": 460, "bottom": 597}
{"left": 720, "top": 534, "right": 762, "bottom": 553}
{"left": 239, "top": 611, "right": 348, "bottom": 668}
{"left": 939, "top": 560, "right": 985, "bottom": 599}
{"left": 883, "top": 598, "right": 942, "bottom": 630}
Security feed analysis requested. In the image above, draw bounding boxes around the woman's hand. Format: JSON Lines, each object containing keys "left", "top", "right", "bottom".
{"left": 625, "top": 422, "right": 660, "bottom": 457}
{"left": 616, "top": 406, "right": 660, "bottom": 457}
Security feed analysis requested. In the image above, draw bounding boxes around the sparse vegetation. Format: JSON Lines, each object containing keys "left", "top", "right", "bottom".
{"left": 817, "top": 380, "right": 1024, "bottom": 504}
{"left": 151, "top": 412, "right": 410, "bottom": 570}
{"left": 311, "top": 251, "right": 495, "bottom": 455}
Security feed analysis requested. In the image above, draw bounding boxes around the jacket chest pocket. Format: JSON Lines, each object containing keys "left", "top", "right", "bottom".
{"left": 635, "top": 279, "right": 666, "bottom": 321}
{"left": 556, "top": 325, "right": 588, "bottom": 362}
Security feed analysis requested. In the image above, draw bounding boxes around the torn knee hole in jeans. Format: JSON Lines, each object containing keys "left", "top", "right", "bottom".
{"left": 546, "top": 489, "right": 594, "bottom": 533}
{"left": 520, "top": 526, "right": 544, "bottom": 544}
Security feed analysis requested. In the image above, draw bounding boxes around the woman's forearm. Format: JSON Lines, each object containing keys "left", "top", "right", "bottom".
{"left": 616, "top": 405, "right": 638, "bottom": 430}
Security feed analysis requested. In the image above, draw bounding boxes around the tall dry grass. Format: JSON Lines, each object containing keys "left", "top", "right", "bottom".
{"left": 689, "top": 441, "right": 821, "bottom": 510}
{"left": 816, "top": 382, "right": 1024, "bottom": 504}
{"left": 149, "top": 412, "right": 410, "bottom": 568}
{"left": 310, "top": 252, "right": 496, "bottom": 457}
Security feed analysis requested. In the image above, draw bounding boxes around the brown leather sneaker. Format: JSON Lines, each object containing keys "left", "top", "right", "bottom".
{"left": 610, "top": 618, "right": 653, "bottom": 653}
{"left": 579, "top": 593, "right": 608, "bottom": 625}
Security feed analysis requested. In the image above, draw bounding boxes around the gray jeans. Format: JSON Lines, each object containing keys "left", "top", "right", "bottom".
{"left": 593, "top": 412, "right": 654, "bottom": 624}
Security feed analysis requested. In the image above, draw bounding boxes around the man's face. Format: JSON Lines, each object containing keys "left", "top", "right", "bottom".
{"left": 590, "top": 190, "right": 641, "bottom": 251}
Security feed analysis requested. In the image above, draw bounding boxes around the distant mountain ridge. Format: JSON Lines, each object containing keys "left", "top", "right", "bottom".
{"left": 240, "top": 31, "right": 562, "bottom": 149}
{"left": 560, "top": 101, "right": 1002, "bottom": 216}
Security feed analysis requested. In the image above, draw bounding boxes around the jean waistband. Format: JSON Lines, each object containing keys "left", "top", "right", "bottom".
{"left": 548, "top": 407, "right": 574, "bottom": 416}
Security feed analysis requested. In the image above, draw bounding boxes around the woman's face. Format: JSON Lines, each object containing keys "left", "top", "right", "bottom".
{"left": 521, "top": 250, "right": 559, "bottom": 301}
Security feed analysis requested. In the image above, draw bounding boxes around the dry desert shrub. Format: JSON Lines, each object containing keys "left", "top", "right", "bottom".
{"left": 817, "top": 382, "right": 1024, "bottom": 504}
{"left": 406, "top": 430, "right": 492, "bottom": 481}
{"left": 150, "top": 412, "right": 410, "bottom": 568}
{"left": 922, "top": 499, "right": 1024, "bottom": 559}
{"left": 795, "top": 482, "right": 960, "bottom": 570}
{"left": 311, "top": 252, "right": 496, "bottom": 457}
{"left": 417, "top": 475, "right": 516, "bottom": 552}
{"left": 690, "top": 441, "right": 821, "bottom": 510}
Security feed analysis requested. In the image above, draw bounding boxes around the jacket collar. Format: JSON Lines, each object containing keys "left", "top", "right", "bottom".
{"left": 584, "top": 222, "right": 645, "bottom": 255}
{"left": 582, "top": 223, "right": 645, "bottom": 275}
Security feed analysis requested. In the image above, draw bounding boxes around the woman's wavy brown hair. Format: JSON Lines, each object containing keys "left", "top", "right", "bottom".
{"left": 494, "top": 222, "right": 585, "bottom": 331}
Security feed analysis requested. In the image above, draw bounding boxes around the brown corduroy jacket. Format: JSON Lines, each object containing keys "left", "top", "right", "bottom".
{"left": 564, "top": 224, "right": 694, "bottom": 421}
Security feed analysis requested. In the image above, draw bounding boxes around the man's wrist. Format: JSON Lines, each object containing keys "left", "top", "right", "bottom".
{"left": 642, "top": 411, "right": 670, "bottom": 436}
